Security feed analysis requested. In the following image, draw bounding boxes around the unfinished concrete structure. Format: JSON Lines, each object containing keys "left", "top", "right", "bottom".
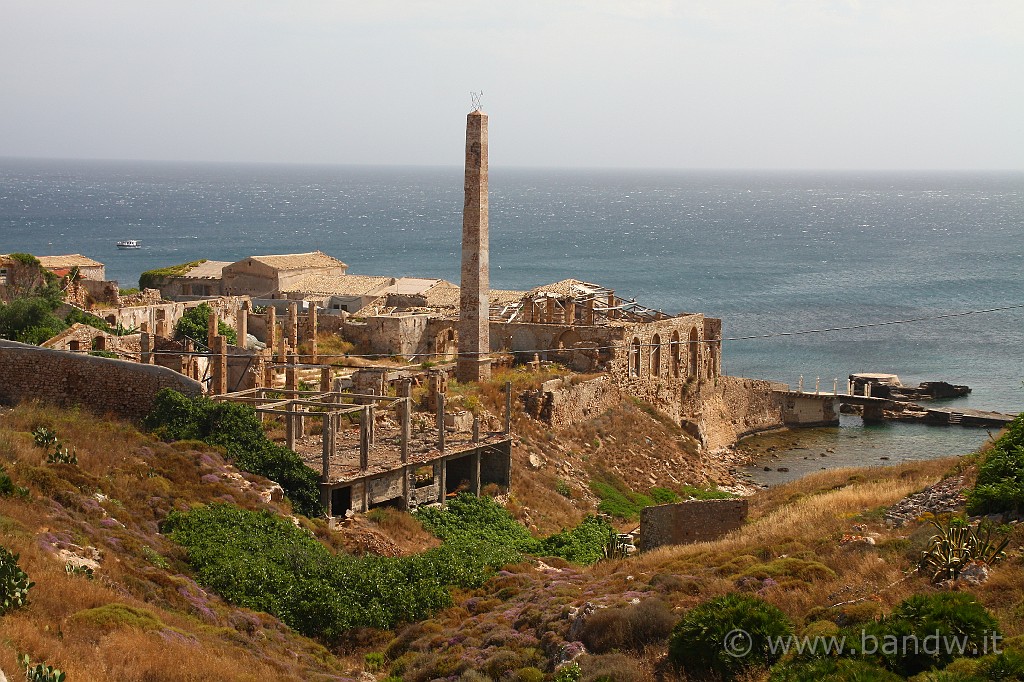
{"left": 456, "top": 107, "right": 491, "bottom": 384}
{"left": 214, "top": 374, "right": 513, "bottom": 517}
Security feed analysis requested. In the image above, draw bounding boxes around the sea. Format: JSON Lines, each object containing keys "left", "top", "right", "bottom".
{"left": 2, "top": 158, "right": 1022, "bottom": 484}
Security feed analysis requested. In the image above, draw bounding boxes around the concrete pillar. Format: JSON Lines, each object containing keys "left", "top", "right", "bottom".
{"left": 437, "top": 392, "right": 446, "bottom": 453}
{"left": 438, "top": 460, "right": 447, "bottom": 504}
{"left": 267, "top": 306, "right": 277, "bottom": 350}
{"left": 308, "top": 305, "right": 318, "bottom": 362}
{"left": 155, "top": 319, "right": 169, "bottom": 339}
{"left": 207, "top": 310, "right": 219, "bottom": 349}
{"left": 504, "top": 380, "right": 512, "bottom": 435}
{"left": 545, "top": 298, "right": 555, "bottom": 323}
{"left": 472, "top": 450, "right": 481, "bottom": 496}
{"left": 472, "top": 416, "right": 480, "bottom": 443}
{"left": 262, "top": 362, "right": 274, "bottom": 390}
{"left": 607, "top": 292, "right": 616, "bottom": 319}
{"left": 320, "top": 484, "right": 331, "bottom": 519}
{"left": 212, "top": 335, "right": 228, "bottom": 395}
{"left": 321, "top": 410, "right": 332, "bottom": 483}
{"left": 320, "top": 366, "right": 331, "bottom": 393}
{"left": 140, "top": 332, "right": 152, "bottom": 364}
{"left": 236, "top": 306, "right": 248, "bottom": 350}
{"left": 566, "top": 300, "right": 575, "bottom": 325}
{"left": 586, "top": 299, "right": 595, "bottom": 325}
{"left": 398, "top": 379, "right": 412, "bottom": 463}
{"left": 288, "top": 301, "right": 298, "bottom": 352}
{"left": 286, "top": 354, "right": 298, "bottom": 449}
{"left": 456, "top": 107, "right": 491, "bottom": 384}
{"left": 359, "top": 406, "right": 370, "bottom": 472}
{"left": 277, "top": 327, "right": 286, "bottom": 365}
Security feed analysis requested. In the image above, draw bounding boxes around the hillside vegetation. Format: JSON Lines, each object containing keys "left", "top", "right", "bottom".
{"left": 3, "top": 389, "right": 1024, "bottom": 681}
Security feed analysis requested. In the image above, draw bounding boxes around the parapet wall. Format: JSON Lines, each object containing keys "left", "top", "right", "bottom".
{"left": 0, "top": 340, "right": 203, "bottom": 420}
{"left": 639, "top": 498, "right": 749, "bottom": 551}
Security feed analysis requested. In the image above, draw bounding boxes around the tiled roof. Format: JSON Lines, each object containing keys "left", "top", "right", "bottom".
{"left": 423, "top": 281, "right": 461, "bottom": 308}
{"left": 526, "top": 279, "right": 604, "bottom": 298}
{"left": 281, "top": 274, "right": 393, "bottom": 297}
{"left": 36, "top": 254, "right": 105, "bottom": 269}
{"left": 246, "top": 251, "right": 347, "bottom": 271}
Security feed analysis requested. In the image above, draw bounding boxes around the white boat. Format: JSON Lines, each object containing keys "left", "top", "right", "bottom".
{"left": 116, "top": 240, "right": 141, "bottom": 249}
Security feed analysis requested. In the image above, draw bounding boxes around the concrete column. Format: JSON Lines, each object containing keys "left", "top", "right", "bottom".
{"left": 359, "top": 406, "right": 370, "bottom": 472}
{"left": 262, "top": 362, "right": 274, "bottom": 390}
{"left": 607, "top": 292, "right": 616, "bottom": 319}
{"left": 545, "top": 298, "right": 555, "bottom": 323}
{"left": 211, "top": 336, "right": 228, "bottom": 395}
{"left": 504, "top": 380, "right": 512, "bottom": 435}
{"left": 472, "top": 416, "right": 480, "bottom": 443}
{"left": 437, "top": 392, "right": 446, "bottom": 453}
{"left": 155, "top": 319, "right": 169, "bottom": 339}
{"left": 207, "top": 310, "right": 219, "bottom": 348}
{"left": 141, "top": 332, "right": 152, "bottom": 364}
{"left": 236, "top": 306, "right": 248, "bottom": 349}
{"left": 288, "top": 301, "right": 298, "bottom": 352}
{"left": 285, "top": 353, "right": 298, "bottom": 449}
{"left": 566, "top": 300, "right": 575, "bottom": 325}
{"left": 438, "top": 460, "right": 447, "bottom": 504}
{"left": 320, "top": 366, "right": 331, "bottom": 393}
{"left": 321, "top": 411, "right": 332, "bottom": 483}
{"left": 399, "top": 380, "right": 412, "bottom": 465}
{"left": 586, "top": 299, "right": 595, "bottom": 325}
{"left": 472, "top": 450, "right": 481, "bottom": 496}
{"left": 277, "top": 328, "right": 286, "bottom": 364}
{"left": 320, "top": 484, "right": 331, "bottom": 519}
{"left": 308, "top": 305, "right": 318, "bottom": 362}
{"left": 267, "top": 306, "right": 277, "bottom": 350}
{"left": 456, "top": 107, "right": 491, "bottom": 384}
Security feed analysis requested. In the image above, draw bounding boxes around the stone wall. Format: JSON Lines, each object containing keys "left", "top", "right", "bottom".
{"left": 680, "top": 377, "right": 786, "bottom": 450}
{"left": 0, "top": 340, "right": 203, "bottom": 420}
{"left": 522, "top": 375, "right": 621, "bottom": 428}
{"left": 639, "top": 498, "right": 749, "bottom": 551}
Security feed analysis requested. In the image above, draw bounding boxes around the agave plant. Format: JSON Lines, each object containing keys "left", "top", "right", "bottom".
{"left": 919, "top": 516, "right": 1010, "bottom": 582}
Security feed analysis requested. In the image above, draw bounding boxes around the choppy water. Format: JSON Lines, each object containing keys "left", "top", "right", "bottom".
{"left": 2, "top": 158, "right": 1022, "bottom": 482}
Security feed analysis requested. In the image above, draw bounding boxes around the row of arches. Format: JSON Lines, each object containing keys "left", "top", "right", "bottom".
{"left": 628, "top": 328, "right": 718, "bottom": 380}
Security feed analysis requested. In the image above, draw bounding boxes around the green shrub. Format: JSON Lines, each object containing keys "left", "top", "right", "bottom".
{"left": 579, "top": 598, "right": 676, "bottom": 653}
{"left": 139, "top": 259, "right": 206, "bottom": 290}
{"left": 680, "top": 483, "right": 735, "bottom": 500}
{"left": 1, "top": 546, "right": 34, "bottom": 614}
{"left": 174, "top": 302, "right": 237, "bottom": 346}
{"left": 0, "top": 466, "right": 29, "bottom": 499}
{"left": 860, "top": 593, "right": 1000, "bottom": 677}
{"left": 769, "top": 657, "right": 903, "bottom": 681}
{"left": 415, "top": 494, "right": 611, "bottom": 565}
{"left": 0, "top": 296, "right": 67, "bottom": 344}
{"left": 588, "top": 479, "right": 654, "bottom": 521}
{"left": 166, "top": 503, "right": 517, "bottom": 639}
{"left": 968, "top": 414, "right": 1024, "bottom": 516}
{"left": 553, "top": 663, "right": 582, "bottom": 682}
{"left": 668, "top": 593, "right": 793, "bottom": 679}
{"left": 144, "top": 389, "right": 321, "bottom": 516}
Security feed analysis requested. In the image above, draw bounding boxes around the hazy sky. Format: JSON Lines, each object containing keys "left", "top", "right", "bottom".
{"left": 2, "top": 1, "right": 1021, "bottom": 170}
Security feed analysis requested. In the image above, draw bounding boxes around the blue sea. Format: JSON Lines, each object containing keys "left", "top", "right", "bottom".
{"left": 2, "top": 158, "right": 1022, "bottom": 481}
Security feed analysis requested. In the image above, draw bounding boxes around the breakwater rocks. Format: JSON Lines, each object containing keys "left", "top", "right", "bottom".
{"left": 884, "top": 476, "right": 967, "bottom": 527}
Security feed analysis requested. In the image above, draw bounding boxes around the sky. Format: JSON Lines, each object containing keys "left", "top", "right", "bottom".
{"left": 1, "top": 1, "right": 1022, "bottom": 170}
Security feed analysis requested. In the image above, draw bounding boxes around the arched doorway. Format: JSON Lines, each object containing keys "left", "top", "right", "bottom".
{"left": 629, "top": 337, "right": 641, "bottom": 377}
{"left": 651, "top": 334, "right": 661, "bottom": 377}
{"left": 670, "top": 331, "right": 681, "bottom": 378}
{"left": 688, "top": 327, "right": 699, "bottom": 377}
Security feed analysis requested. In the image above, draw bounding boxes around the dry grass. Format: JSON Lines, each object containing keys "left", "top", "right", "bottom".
{"left": 0, "top": 402, "right": 355, "bottom": 680}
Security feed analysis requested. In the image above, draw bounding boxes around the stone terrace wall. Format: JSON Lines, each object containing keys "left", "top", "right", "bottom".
{"left": 0, "top": 340, "right": 203, "bottom": 420}
{"left": 639, "top": 498, "right": 749, "bottom": 551}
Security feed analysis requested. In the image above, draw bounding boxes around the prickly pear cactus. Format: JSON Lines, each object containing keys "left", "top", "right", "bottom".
{"left": 0, "top": 546, "right": 34, "bottom": 615}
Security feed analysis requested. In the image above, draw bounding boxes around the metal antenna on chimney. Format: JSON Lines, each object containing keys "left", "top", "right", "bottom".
{"left": 470, "top": 91, "right": 484, "bottom": 111}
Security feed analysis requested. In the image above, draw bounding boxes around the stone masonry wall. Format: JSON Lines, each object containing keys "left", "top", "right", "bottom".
{"left": 639, "top": 498, "right": 749, "bottom": 551}
{"left": 0, "top": 340, "right": 203, "bottom": 420}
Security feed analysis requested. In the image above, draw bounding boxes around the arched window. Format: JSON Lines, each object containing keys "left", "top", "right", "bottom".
{"left": 670, "top": 331, "right": 681, "bottom": 378}
{"left": 688, "top": 327, "right": 699, "bottom": 376}
{"left": 629, "top": 337, "right": 642, "bottom": 377}
{"left": 651, "top": 334, "right": 661, "bottom": 377}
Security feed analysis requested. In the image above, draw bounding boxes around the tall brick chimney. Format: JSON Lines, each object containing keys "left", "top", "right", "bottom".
{"left": 456, "top": 107, "right": 491, "bottom": 383}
